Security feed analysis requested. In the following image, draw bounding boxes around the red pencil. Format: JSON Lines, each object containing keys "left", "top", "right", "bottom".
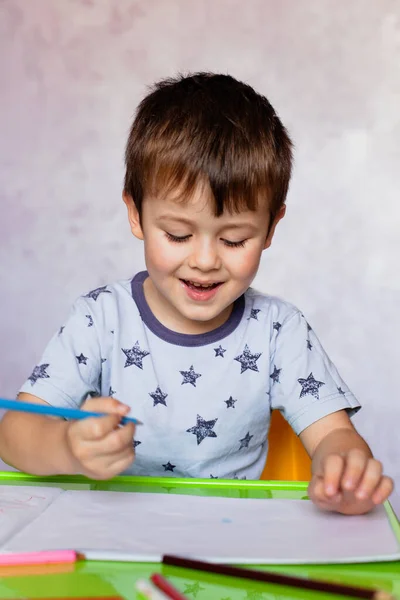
{"left": 150, "top": 573, "right": 188, "bottom": 600}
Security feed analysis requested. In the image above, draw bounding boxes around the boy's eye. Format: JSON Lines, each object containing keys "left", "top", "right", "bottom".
{"left": 165, "top": 232, "right": 191, "bottom": 243}
{"left": 223, "top": 239, "right": 247, "bottom": 248}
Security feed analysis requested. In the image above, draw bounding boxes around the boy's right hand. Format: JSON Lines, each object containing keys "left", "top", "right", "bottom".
{"left": 65, "top": 397, "right": 136, "bottom": 480}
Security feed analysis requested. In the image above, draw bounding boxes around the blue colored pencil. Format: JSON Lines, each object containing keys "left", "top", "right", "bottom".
{"left": 0, "top": 398, "right": 142, "bottom": 425}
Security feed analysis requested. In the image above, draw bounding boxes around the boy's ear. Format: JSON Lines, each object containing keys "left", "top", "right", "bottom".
{"left": 263, "top": 204, "right": 286, "bottom": 249}
{"left": 123, "top": 192, "right": 144, "bottom": 240}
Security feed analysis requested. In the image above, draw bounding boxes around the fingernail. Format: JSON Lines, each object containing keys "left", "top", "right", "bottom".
{"left": 356, "top": 490, "right": 367, "bottom": 499}
{"left": 343, "top": 479, "right": 353, "bottom": 489}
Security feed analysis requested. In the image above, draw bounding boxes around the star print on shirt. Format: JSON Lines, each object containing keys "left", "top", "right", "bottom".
{"left": 149, "top": 386, "right": 168, "bottom": 407}
{"left": 337, "top": 386, "right": 346, "bottom": 395}
{"left": 133, "top": 440, "right": 141, "bottom": 449}
{"left": 122, "top": 341, "right": 150, "bottom": 369}
{"left": 307, "top": 339, "right": 313, "bottom": 350}
{"left": 298, "top": 372, "right": 325, "bottom": 399}
{"left": 239, "top": 431, "right": 253, "bottom": 450}
{"left": 28, "top": 364, "right": 50, "bottom": 385}
{"left": 210, "top": 474, "right": 218, "bottom": 478}
{"left": 101, "top": 358, "right": 107, "bottom": 363}
{"left": 273, "top": 321, "right": 281, "bottom": 332}
{"left": 214, "top": 345, "right": 226, "bottom": 357}
{"left": 187, "top": 414, "right": 218, "bottom": 445}
{"left": 58, "top": 326, "right": 64, "bottom": 335}
{"left": 85, "top": 314, "right": 93, "bottom": 327}
{"left": 183, "top": 582, "right": 205, "bottom": 598}
{"left": 270, "top": 365, "right": 281, "bottom": 384}
{"left": 109, "top": 386, "right": 115, "bottom": 396}
{"left": 76, "top": 353, "right": 88, "bottom": 365}
{"left": 234, "top": 344, "right": 262, "bottom": 374}
{"left": 307, "top": 322, "right": 312, "bottom": 331}
{"left": 162, "top": 461, "right": 176, "bottom": 472}
{"left": 84, "top": 286, "right": 111, "bottom": 301}
{"left": 248, "top": 308, "right": 261, "bottom": 320}
{"left": 180, "top": 365, "right": 202, "bottom": 387}
{"left": 224, "top": 396, "right": 237, "bottom": 408}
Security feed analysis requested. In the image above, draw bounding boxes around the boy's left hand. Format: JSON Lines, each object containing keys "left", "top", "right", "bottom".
{"left": 308, "top": 449, "right": 394, "bottom": 515}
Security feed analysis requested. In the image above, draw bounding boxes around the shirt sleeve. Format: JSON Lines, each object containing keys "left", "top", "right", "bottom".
{"left": 19, "top": 297, "right": 102, "bottom": 408}
{"left": 269, "top": 309, "right": 361, "bottom": 435}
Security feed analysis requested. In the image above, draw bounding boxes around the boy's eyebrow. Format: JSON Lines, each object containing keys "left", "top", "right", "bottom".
{"left": 156, "top": 214, "right": 259, "bottom": 231}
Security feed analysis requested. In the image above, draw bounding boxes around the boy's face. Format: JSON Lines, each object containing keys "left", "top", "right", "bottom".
{"left": 124, "top": 185, "right": 284, "bottom": 334}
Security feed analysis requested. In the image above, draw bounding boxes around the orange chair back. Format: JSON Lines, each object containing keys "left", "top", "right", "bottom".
{"left": 261, "top": 410, "right": 311, "bottom": 481}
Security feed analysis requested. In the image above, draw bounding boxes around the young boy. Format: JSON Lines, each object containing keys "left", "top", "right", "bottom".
{"left": 0, "top": 73, "right": 393, "bottom": 515}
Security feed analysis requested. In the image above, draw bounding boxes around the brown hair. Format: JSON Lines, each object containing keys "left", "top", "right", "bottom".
{"left": 124, "top": 72, "right": 293, "bottom": 225}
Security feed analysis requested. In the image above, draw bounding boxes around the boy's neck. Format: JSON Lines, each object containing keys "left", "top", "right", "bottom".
{"left": 142, "top": 276, "right": 234, "bottom": 335}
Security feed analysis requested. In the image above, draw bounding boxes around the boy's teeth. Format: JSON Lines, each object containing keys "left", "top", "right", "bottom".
{"left": 190, "top": 281, "right": 213, "bottom": 288}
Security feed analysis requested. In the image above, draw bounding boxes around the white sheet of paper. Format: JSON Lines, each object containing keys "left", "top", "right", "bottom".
{"left": 0, "top": 485, "right": 63, "bottom": 548}
{"left": 2, "top": 489, "right": 400, "bottom": 564}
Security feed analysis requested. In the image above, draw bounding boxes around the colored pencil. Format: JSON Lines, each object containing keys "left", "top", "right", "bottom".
{"left": 0, "top": 398, "right": 142, "bottom": 426}
{"left": 162, "top": 555, "right": 394, "bottom": 600}
{"left": 135, "top": 579, "right": 170, "bottom": 599}
{"left": 0, "top": 550, "right": 80, "bottom": 567}
{"left": 151, "top": 573, "right": 188, "bottom": 600}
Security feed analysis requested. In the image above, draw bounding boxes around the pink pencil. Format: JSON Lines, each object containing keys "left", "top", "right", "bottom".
{"left": 0, "top": 550, "right": 80, "bottom": 567}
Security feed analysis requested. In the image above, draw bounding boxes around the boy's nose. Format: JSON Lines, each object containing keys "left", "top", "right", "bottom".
{"left": 188, "top": 240, "right": 221, "bottom": 271}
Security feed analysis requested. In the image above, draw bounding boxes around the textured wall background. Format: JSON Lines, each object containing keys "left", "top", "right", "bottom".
{"left": 1, "top": 0, "right": 399, "bottom": 484}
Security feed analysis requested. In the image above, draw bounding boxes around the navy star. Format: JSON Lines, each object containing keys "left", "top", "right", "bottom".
{"left": 162, "top": 461, "right": 176, "bottom": 472}
{"left": 337, "top": 386, "right": 346, "bottom": 395}
{"left": 149, "top": 386, "right": 168, "bottom": 407}
{"left": 269, "top": 365, "right": 281, "bottom": 384}
{"left": 180, "top": 365, "right": 202, "bottom": 387}
{"left": 234, "top": 344, "right": 262, "bottom": 374}
{"left": 298, "top": 372, "right": 325, "bottom": 399}
{"left": 109, "top": 386, "right": 115, "bottom": 396}
{"left": 187, "top": 414, "right": 218, "bottom": 445}
{"left": 307, "top": 322, "right": 312, "bottom": 331}
{"left": 84, "top": 286, "right": 111, "bottom": 301}
{"left": 111, "top": 330, "right": 114, "bottom": 334}
{"left": 28, "top": 364, "right": 50, "bottom": 385}
{"left": 224, "top": 396, "right": 237, "bottom": 408}
{"left": 248, "top": 308, "right": 261, "bottom": 320}
{"left": 210, "top": 474, "right": 218, "bottom": 479}
{"left": 133, "top": 440, "right": 141, "bottom": 449}
{"left": 214, "top": 345, "right": 226, "bottom": 357}
{"left": 183, "top": 582, "right": 205, "bottom": 597}
{"left": 58, "top": 326, "right": 65, "bottom": 335}
{"left": 307, "top": 339, "right": 313, "bottom": 350}
{"left": 76, "top": 353, "right": 88, "bottom": 365}
{"left": 239, "top": 431, "right": 253, "bottom": 450}
{"left": 273, "top": 321, "right": 282, "bottom": 332}
{"left": 122, "top": 341, "right": 150, "bottom": 369}
{"left": 86, "top": 314, "right": 93, "bottom": 327}
{"left": 101, "top": 358, "right": 107, "bottom": 363}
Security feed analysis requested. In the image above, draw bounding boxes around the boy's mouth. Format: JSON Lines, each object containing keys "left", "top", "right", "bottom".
{"left": 180, "top": 279, "right": 222, "bottom": 291}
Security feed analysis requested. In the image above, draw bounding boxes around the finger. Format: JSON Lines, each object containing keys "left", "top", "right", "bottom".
{"left": 341, "top": 449, "right": 368, "bottom": 492}
{"left": 309, "top": 475, "right": 342, "bottom": 505}
{"left": 86, "top": 449, "right": 136, "bottom": 481}
{"left": 100, "top": 448, "right": 136, "bottom": 479}
{"left": 81, "top": 396, "right": 130, "bottom": 416}
{"left": 372, "top": 476, "right": 394, "bottom": 505}
{"left": 76, "top": 414, "right": 123, "bottom": 442}
{"left": 354, "top": 459, "right": 383, "bottom": 500}
{"left": 100, "top": 422, "right": 136, "bottom": 454}
{"left": 322, "top": 454, "right": 345, "bottom": 497}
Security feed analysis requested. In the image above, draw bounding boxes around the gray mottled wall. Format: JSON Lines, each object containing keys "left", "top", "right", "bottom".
{"left": 1, "top": 0, "right": 399, "bottom": 484}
